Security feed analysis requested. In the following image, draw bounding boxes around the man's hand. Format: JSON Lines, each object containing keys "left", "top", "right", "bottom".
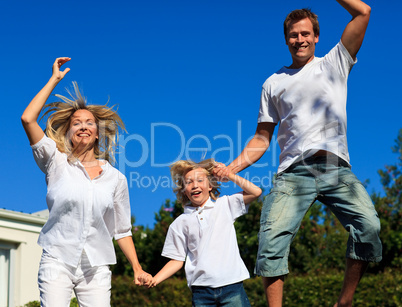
{"left": 213, "top": 162, "right": 233, "bottom": 182}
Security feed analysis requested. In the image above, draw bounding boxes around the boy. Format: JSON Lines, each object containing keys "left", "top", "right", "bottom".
{"left": 150, "top": 159, "right": 262, "bottom": 306}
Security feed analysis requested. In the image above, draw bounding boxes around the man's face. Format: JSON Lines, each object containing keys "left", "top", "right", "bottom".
{"left": 286, "top": 17, "right": 319, "bottom": 68}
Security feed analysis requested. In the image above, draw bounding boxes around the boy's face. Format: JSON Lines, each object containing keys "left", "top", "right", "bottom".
{"left": 183, "top": 168, "right": 212, "bottom": 207}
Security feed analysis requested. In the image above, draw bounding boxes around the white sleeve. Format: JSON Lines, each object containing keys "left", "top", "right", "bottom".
{"left": 31, "top": 135, "right": 57, "bottom": 174}
{"left": 113, "top": 173, "right": 132, "bottom": 240}
{"left": 258, "top": 85, "right": 280, "bottom": 124}
{"left": 225, "top": 193, "right": 248, "bottom": 221}
{"left": 324, "top": 40, "right": 356, "bottom": 79}
{"left": 161, "top": 221, "right": 187, "bottom": 261}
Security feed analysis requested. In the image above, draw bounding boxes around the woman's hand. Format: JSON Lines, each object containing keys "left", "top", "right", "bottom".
{"left": 134, "top": 269, "right": 153, "bottom": 287}
{"left": 51, "top": 57, "right": 71, "bottom": 82}
{"left": 21, "top": 57, "right": 71, "bottom": 145}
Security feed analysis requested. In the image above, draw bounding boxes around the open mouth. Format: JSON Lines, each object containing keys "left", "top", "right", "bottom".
{"left": 191, "top": 191, "right": 202, "bottom": 196}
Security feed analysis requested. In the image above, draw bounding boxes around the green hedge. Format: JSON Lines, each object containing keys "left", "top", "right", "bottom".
{"left": 281, "top": 269, "right": 401, "bottom": 306}
{"left": 110, "top": 269, "right": 401, "bottom": 307}
{"left": 23, "top": 269, "right": 401, "bottom": 307}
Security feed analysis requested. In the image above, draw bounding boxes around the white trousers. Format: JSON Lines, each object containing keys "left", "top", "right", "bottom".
{"left": 38, "top": 250, "right": 111, "bottom": 307}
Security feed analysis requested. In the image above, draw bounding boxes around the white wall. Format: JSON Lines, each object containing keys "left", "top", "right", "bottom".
{"left": 0, "top": 209, "right": 47, "bottom": 307}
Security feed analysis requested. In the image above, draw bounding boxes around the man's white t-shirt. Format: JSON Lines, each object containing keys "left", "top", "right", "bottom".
{"left": 258, "top": 41, "right": 356, "bottom": 173}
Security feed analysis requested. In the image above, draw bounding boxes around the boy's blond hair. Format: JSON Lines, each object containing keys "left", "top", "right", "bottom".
{"left": 41, "top": 81, "right": 125, "bottom": 164}
{"left": 170, "top": 159, "right": 221, "bottom": 206}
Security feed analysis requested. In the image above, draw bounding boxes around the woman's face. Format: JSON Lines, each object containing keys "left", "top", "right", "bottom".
{"left": 69, "top": 109, "right": 98, "bottom": 149}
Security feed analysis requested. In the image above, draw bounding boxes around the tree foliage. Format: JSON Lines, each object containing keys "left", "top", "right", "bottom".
{"left": 371, "top": 128, "right": 402, "bottom": 270}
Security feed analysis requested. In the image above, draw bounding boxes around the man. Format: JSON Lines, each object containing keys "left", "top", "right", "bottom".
{"left": 215, "top": 1, "right": 382, "bottom": 306}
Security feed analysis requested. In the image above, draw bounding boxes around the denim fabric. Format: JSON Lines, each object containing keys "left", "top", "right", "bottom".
{"left": 191, "top": 282, "right": 251, "bottom": 306}
{"left": 255, "top": 156, "right": 382, "bottom": 277}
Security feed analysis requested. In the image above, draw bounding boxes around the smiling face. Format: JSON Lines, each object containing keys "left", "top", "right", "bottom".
{"left": 69, "top": 109, "right": 98, "bottom": 149}
{"left": 286, "top": 17, "right": 319, "bottom": 68}
{"left": 183, "top": 168, "right": 212, "bottom": 207}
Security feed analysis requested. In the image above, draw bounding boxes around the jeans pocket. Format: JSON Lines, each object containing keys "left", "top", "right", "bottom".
{"left": 260, "top": 184, "right": 294, "bottom": 226}
{"left": 340, "top": 173, "right": 374, "bottom": 210}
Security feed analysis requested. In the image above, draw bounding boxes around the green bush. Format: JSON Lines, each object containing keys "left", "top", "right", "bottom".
{"left": 110, "top": 269, "right": 401, "bottom": 307}
{"left": 23, "top": 270, "right": 401, "bottom": 306}
{"left": 111, "top": 275, "right": 191, "bottom": 306}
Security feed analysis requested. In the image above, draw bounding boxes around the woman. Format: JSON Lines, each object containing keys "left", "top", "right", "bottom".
{"left": 21, "top": 57, "right": 151, "bottom": 306}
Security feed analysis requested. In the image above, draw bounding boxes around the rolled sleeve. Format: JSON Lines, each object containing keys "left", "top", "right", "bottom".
{"left": 31, "top": 135, "right": 57, "bottom": 174}
{"left": 113, "top": 174, "right": 132, "bottom": 240}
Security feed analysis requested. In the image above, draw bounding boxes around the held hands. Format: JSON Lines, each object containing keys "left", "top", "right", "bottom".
{"left": 136, "top": 272, "right": 158, "bottom": 289}
{"left": 148, "top": 277, "right": 158, "bottom": 288}
{"left": 213, "top": 162, "right": 234, "bottom": 182}
{"left": 51, "top": 57, "right": 71, "bottom": 82}
{"left": 134, "top": 269, "right": 153, "bottom": 287}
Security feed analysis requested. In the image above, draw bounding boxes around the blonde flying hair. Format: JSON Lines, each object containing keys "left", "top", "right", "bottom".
{"left": 170, "top": 159, "right": 221, "bottom": 206}
{"left": 41, "top": 81, "right": 125, "bottom": 164}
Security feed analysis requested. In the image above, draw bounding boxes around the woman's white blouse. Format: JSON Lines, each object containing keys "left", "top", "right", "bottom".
{"left": 31, "top": 135, "right": 132, "bottom": 267}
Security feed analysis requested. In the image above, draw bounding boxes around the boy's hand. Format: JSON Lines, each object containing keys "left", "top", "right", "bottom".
{"left": 148, "top": 277, "right": 158, "bottom": 288}
{"left": 134, "top": 269, "right": 153, "bottom": 286}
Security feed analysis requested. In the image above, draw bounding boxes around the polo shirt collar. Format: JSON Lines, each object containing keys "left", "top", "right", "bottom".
{"left": 184, "top": 197, "right": 214, "bottom": 214}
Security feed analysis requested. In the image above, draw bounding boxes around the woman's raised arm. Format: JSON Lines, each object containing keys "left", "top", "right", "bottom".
{"left": 21, "top": 57, "right": 71, "bottom": 145}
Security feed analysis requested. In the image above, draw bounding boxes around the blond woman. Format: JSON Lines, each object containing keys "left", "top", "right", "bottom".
{"left": 21, "top": 57, "right": 150, "bottom": 307}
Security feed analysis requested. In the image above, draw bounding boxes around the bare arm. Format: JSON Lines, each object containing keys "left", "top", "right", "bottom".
{"left": 226, "top": 172, "right": 262, "bottom": 204}
{"left": 117, "top": 236, "right": 152, "bottom": 286}
{"left": 337, "top": 0, "right": 371, "bottom": 59}
{"left": 149, "top": 259, "right": 184, "bottom": 287}
{"left": 228, "top": 122, "right": 276, "bottom": 173}
{"left": 21, "top": 57, "right": 71, "bottom": 145}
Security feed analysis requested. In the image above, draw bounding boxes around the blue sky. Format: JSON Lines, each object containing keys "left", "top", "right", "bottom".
{"left": 1, "top": 0, "right": 401, "bottom": 228}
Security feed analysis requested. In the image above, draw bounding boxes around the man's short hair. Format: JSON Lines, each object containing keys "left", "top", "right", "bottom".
{"left": 284, "top": 8, "right": 320, "bottom": 39}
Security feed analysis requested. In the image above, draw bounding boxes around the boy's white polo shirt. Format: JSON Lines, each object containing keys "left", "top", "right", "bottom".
{"left": 162, "top": 193, "right": 250, "bottom": 288}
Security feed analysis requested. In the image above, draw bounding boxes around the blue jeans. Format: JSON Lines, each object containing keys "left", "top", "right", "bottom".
{"left": 191, "top": 282, "right": 251, "bottom": 306}
{"left": 255, "top": 155, "right": 382, "bottom": 277}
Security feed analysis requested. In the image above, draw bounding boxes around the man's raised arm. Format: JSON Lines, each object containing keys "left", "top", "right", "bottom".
{"left": 337, "top": 0, "right": 371, "bottom": 59}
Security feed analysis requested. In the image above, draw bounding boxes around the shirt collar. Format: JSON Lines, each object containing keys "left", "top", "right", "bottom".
{"left": 72, "top": 159, "right": 109, "bottom": 179}
{"left": 183, "top": 197, "right": 214, "bottom": 214}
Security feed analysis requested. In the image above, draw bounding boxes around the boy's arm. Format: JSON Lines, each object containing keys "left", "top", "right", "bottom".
{"left": 337, "top": 0, "right": 371, "bottom": 59}
{"left": 150, "top": 259, "right": 184, "bottom": 287}
{"left": 227, "top": 172, "right": 262, "bottom": 204}
{"left": 215, "top": 165, "right": 262, "bottom": 204}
